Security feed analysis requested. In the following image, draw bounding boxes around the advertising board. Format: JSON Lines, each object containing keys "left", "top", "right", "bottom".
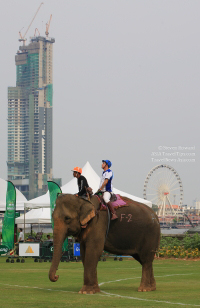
{"left": 19, "top": 243, "right": 40, "bottom": 257}
{"left": 73, "top": 243, "right": 80, "bottom": 256}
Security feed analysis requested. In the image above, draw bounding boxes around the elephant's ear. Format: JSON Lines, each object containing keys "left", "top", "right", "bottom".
{"left": 80, "top": 202, "right": 95, "bottom": 226}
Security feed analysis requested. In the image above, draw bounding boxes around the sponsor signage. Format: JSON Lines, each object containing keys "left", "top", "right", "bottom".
{"left": 0, "top": 245, "right": 9, "bottom": 255}
{"left": 19, "top": 243, "right": 40, "bottom": 257}
{"left": 47, "top": 181, "right": 62, "bottom": 229}
{"left": 73, "top": 243, "right": 80, "bottom": 256}
{"left": 15, "top": 212, "right": 20, "bottom": 218}
{"left": 47, "top": 181, "right": 68, "bottom": 251}
{"left": 2, "top": 181, "right": 16, "bottom": 249}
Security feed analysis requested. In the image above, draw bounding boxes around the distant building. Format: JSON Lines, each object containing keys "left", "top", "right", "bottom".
{"left": 7, "top": 36, "right": 56, "bottom": 200}
{"left": 158, "top": 204, "right": 185, "bottom": 216}
{"left": 195, "top": 201, "right": 200, "bottom": 210}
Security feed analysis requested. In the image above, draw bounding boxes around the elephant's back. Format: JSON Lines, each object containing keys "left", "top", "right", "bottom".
{"left": 108, "top": 197, "right": 160, "bottom": 239}
{"left": 121, "top": 196, "right": 150, "bottom": 208}
{"left": 105, "top": 197, "right": 160, "bottom": 255}
{"left": 121, "top": 196, "right": 157, "bottom": 218}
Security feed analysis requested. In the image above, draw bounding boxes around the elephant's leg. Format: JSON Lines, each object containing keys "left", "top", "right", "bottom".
{"left": 79, "top": 242, "right": 104, "bottom": 294}
{"left": 150, "top": 266, "right": 156, "bottom": 291}
{"left": 138, "top": 261, "right": 156, "bottom": 292}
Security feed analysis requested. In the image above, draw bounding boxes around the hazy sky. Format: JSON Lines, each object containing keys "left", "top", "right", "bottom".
{"left": 0, "top": 0, "right": 199, "bottom": 206}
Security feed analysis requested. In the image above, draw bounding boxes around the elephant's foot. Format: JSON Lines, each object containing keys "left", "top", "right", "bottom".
{"left": 79, "top": 284, "right": 100, "bottom": 294}
{"left": 138, "top": 284, "right": 156, "bottom": 292}
{"left": 150, "top": 281, "right": 156, "bottom": 291}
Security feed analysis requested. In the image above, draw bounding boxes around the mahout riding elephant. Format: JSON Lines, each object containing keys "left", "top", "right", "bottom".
{"left": 49, "top": 194, "right": 160, "bottom": 294}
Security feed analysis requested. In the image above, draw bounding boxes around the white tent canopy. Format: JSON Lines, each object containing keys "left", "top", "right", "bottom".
{"left": 15, "top": 208, "right": 51, "bottom": 224}
{"left": 24, "top": 162, "right": 152, "bottom": 209}
{"left": 24, "top": 191, "right": 50, "bottom": 209}
{"left": 0, "top": 178, "right": 27, "bottom": 211}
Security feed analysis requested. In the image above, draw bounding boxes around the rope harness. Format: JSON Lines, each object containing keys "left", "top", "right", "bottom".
{"left": 80, "top": 194, "right": 111, "bottom": 243}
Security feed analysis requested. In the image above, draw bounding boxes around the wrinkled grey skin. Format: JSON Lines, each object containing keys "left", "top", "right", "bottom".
{"left": 49, "top": 194, "right": 160, "bottom": 294}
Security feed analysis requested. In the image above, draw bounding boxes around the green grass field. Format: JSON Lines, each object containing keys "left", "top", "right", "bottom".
{"left": 0, "top": 257, "right": 200, "bottom": 308}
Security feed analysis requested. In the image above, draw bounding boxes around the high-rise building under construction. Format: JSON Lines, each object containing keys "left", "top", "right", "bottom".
{"left": 7, "top": 35, "right": 55, "bottom": 200}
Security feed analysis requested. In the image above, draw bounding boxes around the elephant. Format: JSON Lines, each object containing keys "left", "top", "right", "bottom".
{"left": 49, "top": 194, "right": 160, "bottom": 294}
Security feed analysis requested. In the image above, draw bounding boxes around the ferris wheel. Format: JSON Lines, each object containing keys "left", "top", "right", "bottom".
{"left": 143, "top": 165, "right": 183, "bottom": 216}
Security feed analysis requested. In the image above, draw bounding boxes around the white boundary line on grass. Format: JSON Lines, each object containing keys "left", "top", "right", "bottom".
{"left": 99, "top": 273, "right": 194, "bottom": 286}
{"left": 114, "top": 265, "right": 199, "bottom": 270}
{"left": 0, "top": 283, "right": 77, "bottom": 294}
{"left": 99, "top": 273, "right": 200, "bottom": 307}
{"left": 0, "top": 273, "right": 199, "bottom": 307}
{"left": 99, "top": 290, "right": 200, "bottom": 307}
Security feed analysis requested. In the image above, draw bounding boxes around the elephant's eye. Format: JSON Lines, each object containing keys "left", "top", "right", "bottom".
{"left": 65, "top": 216, "right": 71, "bottom": 222}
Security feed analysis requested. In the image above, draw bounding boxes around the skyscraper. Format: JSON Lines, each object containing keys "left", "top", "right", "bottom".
{"left": 7, "top": 36, "right": 55, "bottom": 200}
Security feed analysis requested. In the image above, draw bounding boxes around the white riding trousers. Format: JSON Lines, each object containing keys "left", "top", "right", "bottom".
{"left": 103, "top": 191, "right": 111, "bottom": 203}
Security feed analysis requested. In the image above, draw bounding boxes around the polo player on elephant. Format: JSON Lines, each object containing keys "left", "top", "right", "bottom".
{"left": 97, "top": 160, "right": 118, "bottom": 220}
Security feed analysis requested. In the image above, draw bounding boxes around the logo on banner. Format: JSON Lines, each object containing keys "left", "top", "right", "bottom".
{"left": 0, "top": 245, "right": 9, "bottom": 255}
{"left": 51, "top": 203, "right": 56, "bottom": 215}
{"left": 7, "top": 202, "right": 15, "bottom": 210}
{"left": 25, "top": 246, "right": 34, "bottom": 253}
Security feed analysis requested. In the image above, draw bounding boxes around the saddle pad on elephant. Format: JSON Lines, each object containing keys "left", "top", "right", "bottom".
{"left": 100, "top": 194, "right": 129, "bottom": 211}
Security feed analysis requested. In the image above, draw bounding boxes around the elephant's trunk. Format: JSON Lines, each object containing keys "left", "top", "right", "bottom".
{"left": 49, "top": 219, "right": 66, "bottom": 282}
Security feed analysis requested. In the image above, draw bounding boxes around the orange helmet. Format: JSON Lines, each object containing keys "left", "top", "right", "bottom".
{"left": 71, "top": 167, "right": 82, "bottom": 174}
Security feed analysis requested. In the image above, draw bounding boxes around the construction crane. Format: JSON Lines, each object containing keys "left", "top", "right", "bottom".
{"left": 34, "top": 28, "right": 40, "bottom": 37}
{"left": 184, "top": 213, "right": 195, "bottom": 228}
{"left": 19, "top": 27, "right": 24, "bottom": 40}
{"left": 45, "top": 14, "right": 52, "bottom": 38}
{"left": 19, "top": 2, "right": 44, "bottom": 46}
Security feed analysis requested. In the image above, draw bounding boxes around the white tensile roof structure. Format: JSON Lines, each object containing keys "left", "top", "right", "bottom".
{"left": 0, "top": 178, "right": 27, "bottom": 211}
{"left": 16, "top": 162, "right": 152, "bottom": 224}
{"left": 24, "top": 162, "right": 152, "bottom": 209}
{"left": 15, "top": 208, "right": 51, "bottom": 224}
